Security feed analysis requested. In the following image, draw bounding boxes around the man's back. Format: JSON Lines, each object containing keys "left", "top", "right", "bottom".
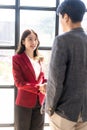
{"left": 46, "top": 0, "right": 87, "bottom": 130}
{"left": 54, "top": 27, "right": 87, "bottom": 121}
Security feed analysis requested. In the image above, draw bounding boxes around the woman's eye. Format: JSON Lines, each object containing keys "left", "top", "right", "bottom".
{"left": 28, "top": 38, "right": 32, "bottom": 41}
{"left": 28, "top": 37, "right": 37, "bottom": 42}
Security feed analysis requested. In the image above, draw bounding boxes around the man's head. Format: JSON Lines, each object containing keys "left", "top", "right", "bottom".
{"left": 57, "top": 0, "right": 86, "bottom": 23}
{"left": 57, "top": 0, "right": 86, "bottom": 32}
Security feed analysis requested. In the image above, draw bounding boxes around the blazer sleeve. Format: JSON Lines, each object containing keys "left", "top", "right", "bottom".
{"left": 39, "top": 61, "right": 47, "bottom": 83}
{"left": 46, "top": 36, "right": 68, "bottom": 115}
{"left": 12, "top": 56, "right": 39, "bottom": 94}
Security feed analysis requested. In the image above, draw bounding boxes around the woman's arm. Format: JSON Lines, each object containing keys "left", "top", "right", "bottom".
{"left": 12, "top": 56, "right": 39, "bottom": 94}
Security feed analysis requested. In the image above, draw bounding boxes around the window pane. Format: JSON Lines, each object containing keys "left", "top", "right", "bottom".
{"left": 82, "top": 13, "right": 87, "bottom": 33}
{"left": 0, "top": 0, "right": 15, "bottom": 5}
{"left": 39, "top": 50, "right": 51, "bottom": 124}
{"left": 0, "top": 128, "right": 14, "bottom": 130}
{"left": 0, "top": 9, "right": 15, "bottom": 46}
{"left": 81, "top": 0, "right": 87, "bottom": 8}
{"left": 0, "top": 50, "right": 14, "bottom": 85}
{"left": 59, "top": 20, "right": 63, "bottom": 35}
{"left": 20, "top": 10, "right": 55, "bottom": 47}
{"left": 20, "top": 0, "right": 56, "bottom": 7}
{"left": 0, "top": 89, "right": 14, "bottom": 123}
{"left": 39, "top": 50, "right": 51, "bottom": 78}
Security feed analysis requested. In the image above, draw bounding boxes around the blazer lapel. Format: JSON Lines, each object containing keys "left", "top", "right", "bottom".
{"left": 21, "top": 52, "right": 36, "bottom": 79}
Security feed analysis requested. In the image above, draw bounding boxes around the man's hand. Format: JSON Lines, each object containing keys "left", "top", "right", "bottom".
{"left": 39, "top": 83, "right": 47, "bottom": 94}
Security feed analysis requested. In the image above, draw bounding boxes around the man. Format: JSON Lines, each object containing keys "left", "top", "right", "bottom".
{"left": 46, "top": 0, "right": 87, "bottom": 130}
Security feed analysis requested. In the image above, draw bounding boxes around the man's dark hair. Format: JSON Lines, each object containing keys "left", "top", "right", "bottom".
{"left": 56, "top": 0, "right": 86, "bottom": 23}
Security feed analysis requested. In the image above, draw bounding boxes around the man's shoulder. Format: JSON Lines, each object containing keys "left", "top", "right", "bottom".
{"left": 54, "top": 32, "right": 71, "bottom": 44}
{"left": 55, "top": 32, "right": 71, "bottom": 40}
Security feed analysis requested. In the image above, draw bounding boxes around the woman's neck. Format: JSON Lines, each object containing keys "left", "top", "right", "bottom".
{"left": 24, "top": 50, "right": 34, "bottom": 59}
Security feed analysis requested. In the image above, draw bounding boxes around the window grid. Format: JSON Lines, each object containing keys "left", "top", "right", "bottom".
{"left": 0, "top": 0, "right": 59, "bottom": 129}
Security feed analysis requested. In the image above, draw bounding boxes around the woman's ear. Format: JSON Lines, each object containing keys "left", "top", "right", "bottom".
{"left": 22, "top": 40, "right": 25, "bottom": 45}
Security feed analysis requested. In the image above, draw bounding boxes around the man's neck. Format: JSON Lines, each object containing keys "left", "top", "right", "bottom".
{"left": 68, "top": 22, "right": 82, "bottom": 31}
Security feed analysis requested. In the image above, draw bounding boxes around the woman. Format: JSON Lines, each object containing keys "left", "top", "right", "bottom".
{"left": 12, "top": 29, "right": 47, "bottom": 130}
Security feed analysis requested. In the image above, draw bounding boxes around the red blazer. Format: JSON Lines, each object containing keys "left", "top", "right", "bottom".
{"left": 12, "top": 52, "right": 47, "bottom": 108}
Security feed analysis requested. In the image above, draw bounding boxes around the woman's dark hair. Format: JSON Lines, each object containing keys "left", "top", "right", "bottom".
{"left": 56, "top": 0, "right": 86, "bottom": 23}
{"left": 16, "top": 29, "right": 40, "bottom": 57}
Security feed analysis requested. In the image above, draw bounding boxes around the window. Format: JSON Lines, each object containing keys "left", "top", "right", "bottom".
{"left": 20, "top": 0, "right": 56, "bottom": 7}
{"left": 0, "top": 50, "right": 14, "bottom": 85}
{"left": 0, "top": 10, "right": 15, "bottom": 46}
{"left": 0, "top": 89, "right": 14, "bottom": 124}
{"left": 20, "top": 10, "right": 55, "bottom": 47}
{"left": 82, "top": 12, "right": 87, "bottom": 33}
{"left": 0, "top": 0, "right": 15, "bottom": 5}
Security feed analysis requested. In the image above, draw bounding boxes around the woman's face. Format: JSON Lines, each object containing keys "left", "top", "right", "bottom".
{"left": 23, "top": 32, "right": 38, "bottom": 52}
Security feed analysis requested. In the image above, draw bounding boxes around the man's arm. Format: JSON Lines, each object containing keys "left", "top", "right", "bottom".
{"left": 46, "top": 36, "right": 68, "bottom": 116}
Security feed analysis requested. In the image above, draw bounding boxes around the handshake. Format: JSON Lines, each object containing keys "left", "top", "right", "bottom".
{"left": 39, "top": 83, "right": 47, "bottom": 94}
